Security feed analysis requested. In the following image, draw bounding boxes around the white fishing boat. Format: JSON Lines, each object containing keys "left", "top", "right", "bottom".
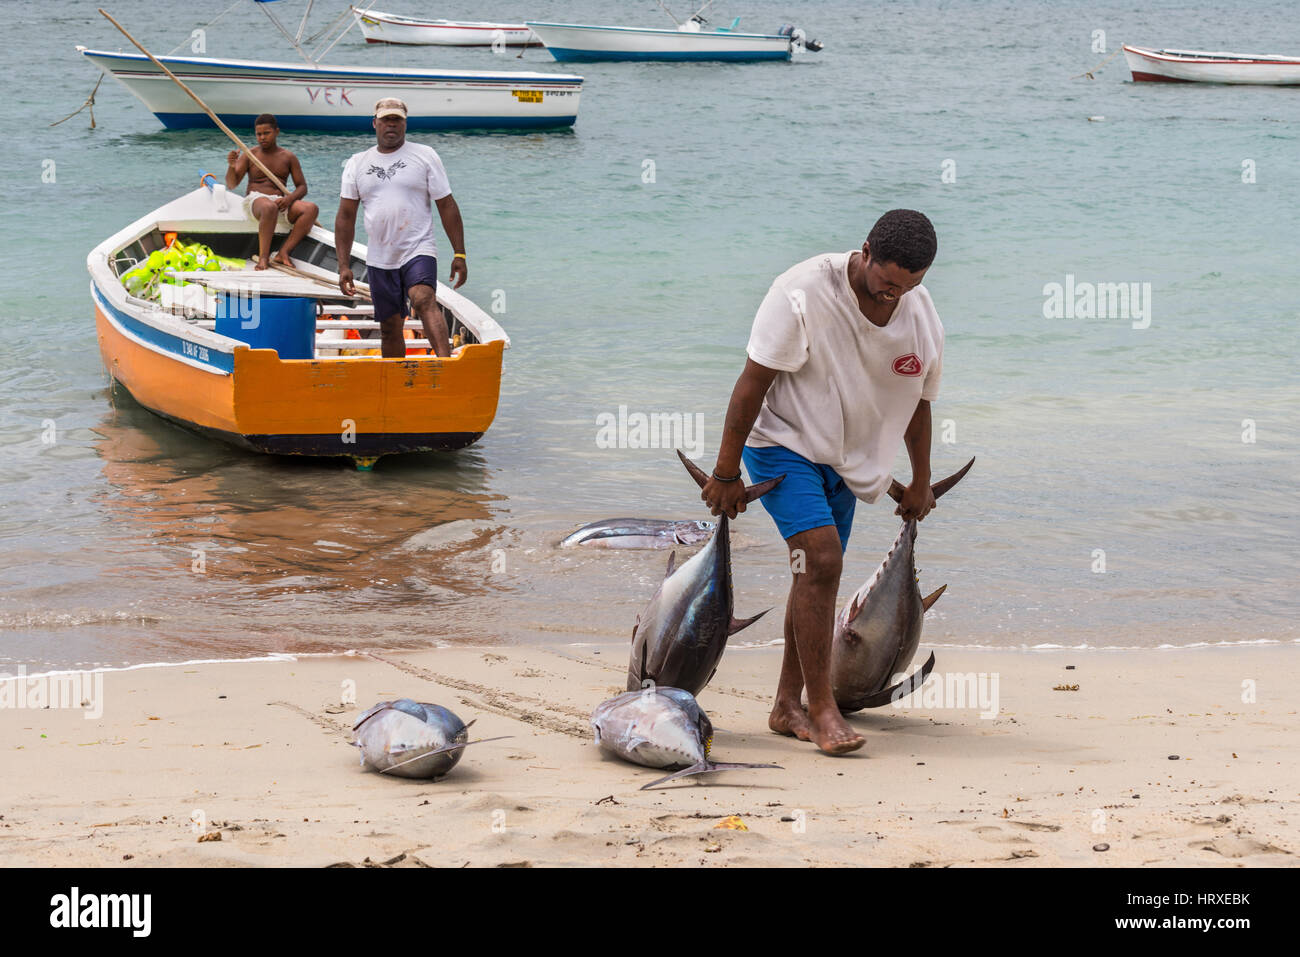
{"left": 351, "top": 6, "right": 535, "bottom": 46}
{"left": 89, "top": 181, "right": 509, "bottom": 468}
{"left": 1123, "top": 44, "right": 1300, "bottom": 85}
{"left": 525, "top": 2, "right": 821, "bottom": 63}
{"left": 79, "top": 1, "right": 581, "bottom": 130}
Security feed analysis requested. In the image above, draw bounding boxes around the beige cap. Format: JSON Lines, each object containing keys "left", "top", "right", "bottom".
{"left": 374, "top": 97, "right": 408, "bottom": 119}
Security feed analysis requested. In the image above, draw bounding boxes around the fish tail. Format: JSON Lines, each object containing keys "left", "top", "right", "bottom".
{"left": 676, "top": 450, "right": 785, "bottom": 502}
{"left": 640, "top": 760, "right": 783, "bottom": 790}
{"left": 886, "top": 457, "right": 975, "bottom": 505}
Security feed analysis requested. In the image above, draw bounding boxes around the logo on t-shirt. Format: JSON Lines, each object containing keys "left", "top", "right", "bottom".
{"left": 892, "top": 353, "right": 923, "bottom": 377}
{"left": 366, "top": 160, "right": 406, "bottom": 181}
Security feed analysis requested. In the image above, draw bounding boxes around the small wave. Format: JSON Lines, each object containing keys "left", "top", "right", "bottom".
{"left": 0, "top": 610, "right": 166, "bottom": 631}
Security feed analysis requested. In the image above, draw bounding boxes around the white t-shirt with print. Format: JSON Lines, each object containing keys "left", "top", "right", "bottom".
{"left": 746, "top": 251, "right": 944, "bottom": 503}
{"left": 340, "top": 142, "right": 452, "bottom": 269}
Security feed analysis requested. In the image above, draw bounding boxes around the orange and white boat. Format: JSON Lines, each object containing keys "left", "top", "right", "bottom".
{"left": 88, "top": 180, "right": 509, "bottom": 469}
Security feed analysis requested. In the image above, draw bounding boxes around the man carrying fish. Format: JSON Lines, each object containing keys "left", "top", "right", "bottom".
{"left": 335, "top": 97, "right": 467, "bottom": 358}
{"left": 702, "top": 210, "right": 942, "bottom": 755}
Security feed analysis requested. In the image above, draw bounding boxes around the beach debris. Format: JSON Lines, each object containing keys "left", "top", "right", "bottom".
{"left": 713, "top": 815, "right": 748, "bottom": 831}
{"left": 1167, "top": 754, "right": 1180, "bottom": 760}
{"left": 822, "top": 458, "right": 975, "bottom": 712}
{"left": 591, "top": 687, "right": 781, "bottom": 790}
{"left": 1065, "top": 665, "right": 1076, "bottom": 670}
{"left": 626, "top": 452, "right": 783, "bottom": 696}
{"left": 197, "top": 831, "right": 222, "bottom": 843}
{"left": 1093, "top": 843, "right": 1110, "bottom": 852}
{"left": 352, "top": 700, "right": 510, "bottom": 779}
{"left": 560, "top": 518, "right": 715, "bottom": 549}
{"left": 1053, "top": 684, "right": 1080, "bottom": 691}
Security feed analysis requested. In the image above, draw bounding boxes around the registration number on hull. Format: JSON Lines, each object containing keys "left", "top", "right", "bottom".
{"left": 511, "top": 90, "right": 544, "bottom": 103}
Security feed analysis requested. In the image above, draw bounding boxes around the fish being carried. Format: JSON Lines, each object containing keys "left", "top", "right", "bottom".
{"left": 591, "top": 687, "right": 781, "bottom": 790}
{"left": 560, "top": 518, "right": 715, "bottom": 549}
{"left": 352, "top": 699, "right": 510, "bottom": 778}
{"left": 827, "top": 458, "right": 974, "bottom": 713}
{"left": 626, "top": 451, "right": 784, "bottom": 696}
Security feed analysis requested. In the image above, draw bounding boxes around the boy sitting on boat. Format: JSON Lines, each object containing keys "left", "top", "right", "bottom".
{"left": 224, "top": 113, "right": 319, "bottom": 270}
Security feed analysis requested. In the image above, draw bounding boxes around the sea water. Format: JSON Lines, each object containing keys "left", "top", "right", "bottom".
{"left": 0, "top": 0, "right": 1296, "bottom": 669}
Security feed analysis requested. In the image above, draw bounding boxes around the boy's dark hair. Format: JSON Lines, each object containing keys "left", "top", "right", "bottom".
{"left": 254, "top": 113, "right": 279, "bottom": 130}
{"left": 867, "top": 209, "right": 937, "bottom": 272}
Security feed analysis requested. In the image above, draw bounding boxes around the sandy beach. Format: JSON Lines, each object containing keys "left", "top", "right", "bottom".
{"left": 3, "top": 643, "right": 1295, "bottom": 867}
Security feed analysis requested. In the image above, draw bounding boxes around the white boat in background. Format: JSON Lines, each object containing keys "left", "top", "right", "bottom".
{"left": 79, "top": 1, "right": 581, "bottom": 131}
{"left": 79, "top": 47, "right": 582, "bottom": 130}
{"left": 351, "top": 7, "right": 535, "bottom": 46}
{"left": 526, "top": 20, "right": 821, "bottom": 62}
{"left": 1123, "top": 45, "right": 1300, "bottom": 85}
{"left": 526, "top": 1, "right": 821, "bottom": 63}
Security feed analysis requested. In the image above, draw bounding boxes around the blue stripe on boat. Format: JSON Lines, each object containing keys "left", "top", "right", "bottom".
{"left": 92, "top": 284, "right": 235, "bottom": 374}
{"left": 544, "top": 48, "right": 789, "bottom": 62}
{"left": 154, "top": 113, "right": 579, "bottom": 131}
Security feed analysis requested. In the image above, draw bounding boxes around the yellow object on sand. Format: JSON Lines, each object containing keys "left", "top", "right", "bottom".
{"left": 713, "top": 816, "right": 748, "bottom": 831}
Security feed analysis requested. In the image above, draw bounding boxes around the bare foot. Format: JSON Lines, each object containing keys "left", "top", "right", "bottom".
{"left": 769, "top": 700, "right": 812, "bottom": 741}
{"left": 272, "top": 250, "right": 293, "bottom": 268}
{"left": 807, "top": 706, "right": 865, "bottom": 755}
{"left": 254, "top": 256, "right": 270, "bottom": 271}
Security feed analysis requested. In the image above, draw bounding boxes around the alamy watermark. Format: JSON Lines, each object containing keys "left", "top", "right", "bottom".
{"left": 1, "top": 667, "right": 104, "bottom": 719}
{"left": 1042, "top": 274, "right": 1152, "bottom": 329}
{"left": 595, "top": 404, "right": 704, "bottom": 458}
{"left": 891, "top": 670, "right": 1000, "bottom": 718}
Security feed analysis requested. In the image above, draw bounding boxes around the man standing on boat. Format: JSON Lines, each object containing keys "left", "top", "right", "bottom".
{"left": 335, "top": 98, "right": 467, "bottom": 359}
{"left": 224, "top": 113, "right": 319, "bottom": 271}
{"left": 701, "top": 210, "right": 943, "bottom": 756}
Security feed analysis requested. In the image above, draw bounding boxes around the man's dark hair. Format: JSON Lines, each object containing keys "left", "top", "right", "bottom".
{"left": 254, "top": 113, "right": 279, "bottom": 130}
{"left": 867, "top": 209, "right": 937, "bottom": 272}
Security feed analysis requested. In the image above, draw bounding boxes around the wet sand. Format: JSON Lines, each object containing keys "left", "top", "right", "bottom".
{"left": 2, "top": 644, "right": 1295, "bottom": 867}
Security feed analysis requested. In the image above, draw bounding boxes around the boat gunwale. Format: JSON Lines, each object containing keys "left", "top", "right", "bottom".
{"left": 76, "top": 47, "right": 583, "bottom": 85}
{"left": 1122, "top": 44, "right": 1300, "bottom": 66}
{"left": 524, "top": 21, "right": 794, "bottom": 43}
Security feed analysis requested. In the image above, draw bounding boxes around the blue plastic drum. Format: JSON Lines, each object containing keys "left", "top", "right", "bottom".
{"left": 214, "top": 294, "right": 315, "bottom": 360}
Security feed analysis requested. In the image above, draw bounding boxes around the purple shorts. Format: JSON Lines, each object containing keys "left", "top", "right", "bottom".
{"left": 367, "top": 254, "right": 436, "bottom": 322}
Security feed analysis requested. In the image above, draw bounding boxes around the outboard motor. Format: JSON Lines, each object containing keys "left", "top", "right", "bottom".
{"left": 779, "top": 23, "right": 824, "bottom": 53}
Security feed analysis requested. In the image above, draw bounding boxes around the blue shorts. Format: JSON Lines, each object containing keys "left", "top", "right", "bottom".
{"left": 741, "top": 444, "right": 857, "bottom": 552}
{"left": 367, "top": 254, "right": 437, "bottom": 323}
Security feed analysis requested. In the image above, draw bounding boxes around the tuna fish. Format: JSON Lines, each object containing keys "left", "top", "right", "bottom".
{"left": 626, "top": 451, "right": 784, "bottom": 696}
{"left": 591, "top": 686, "right": 781, "bottom": 790}
{"left": 828, "top": 458, "right": 975, "bottom": 713}
{"left": 560, "top": 518, "right": 715, "bottom": 549}
{"left": 352, "top": 699, "right": 510, "bottom": 779}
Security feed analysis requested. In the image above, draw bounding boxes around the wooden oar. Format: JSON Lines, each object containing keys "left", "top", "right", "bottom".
{"left": 270, "top": 261, "right": 372, "bottom": 301}
{"left": 98, "top": 8, "right": 290, "bottom": 196}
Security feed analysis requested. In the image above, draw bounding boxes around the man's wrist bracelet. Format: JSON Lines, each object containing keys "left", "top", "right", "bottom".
{"left": 453, "top": 252, "right": 466, "bottom": 260}
{"left": 711, "top": 469, "right": 742, "bottom": 483}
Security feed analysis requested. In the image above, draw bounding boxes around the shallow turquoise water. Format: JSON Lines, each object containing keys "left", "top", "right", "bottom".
{"left": 1, "top": 0, "right": 1297, "bottom": 669}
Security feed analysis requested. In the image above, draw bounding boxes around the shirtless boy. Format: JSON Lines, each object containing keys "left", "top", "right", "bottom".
{"left": 224, "top": 113, "right": 319, "bottom": 270}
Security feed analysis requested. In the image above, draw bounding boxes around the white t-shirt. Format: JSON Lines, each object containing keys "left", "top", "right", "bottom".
{"left": 746, "top": 251, "right": 944, "bottom": 503}
{"left": 340, "top": 141, "right": 452, "bottom": 269}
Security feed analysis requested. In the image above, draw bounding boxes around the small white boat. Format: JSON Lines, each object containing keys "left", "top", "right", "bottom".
{"left": 1123, "top": 44, "right": 1300, "bottom": 85}
{"left": 351, "top": 7, "right": 535, "bottom": 46}
{"left": 525, "top": 17, "right": 821, "bottom": 63}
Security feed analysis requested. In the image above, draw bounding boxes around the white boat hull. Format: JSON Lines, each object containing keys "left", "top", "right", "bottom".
{"left": 525, "top": 21, "right": 795, "bottom": 62}
{"left": 1123, "top": 45, "right": 1300, "bottom": 85}
{"left": 78, "top": 48, "right": 581, "bottom": 130}
{"left": 352, "top": 8, "right": 535, "bottom": 46}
